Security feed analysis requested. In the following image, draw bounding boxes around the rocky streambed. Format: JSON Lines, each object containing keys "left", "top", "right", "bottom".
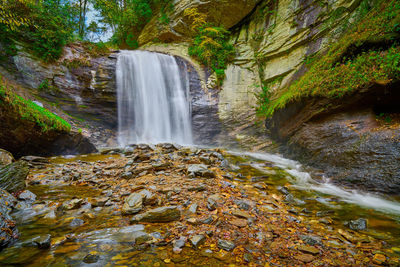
{"left": 1, "top": 144, "right": 400, "bottom": 266}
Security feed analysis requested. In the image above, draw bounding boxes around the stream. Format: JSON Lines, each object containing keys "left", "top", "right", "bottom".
{"left": 1, "top": 145, "right": 400, "bottom": 266}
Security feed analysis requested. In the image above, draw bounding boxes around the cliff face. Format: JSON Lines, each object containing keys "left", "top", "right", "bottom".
{"left": 143, "top": 0, "right": 400, "bottom": 193}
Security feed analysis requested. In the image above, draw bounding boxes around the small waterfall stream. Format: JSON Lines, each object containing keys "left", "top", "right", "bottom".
{"left": 116, "top": 50, "right": 192, "bottom": 147}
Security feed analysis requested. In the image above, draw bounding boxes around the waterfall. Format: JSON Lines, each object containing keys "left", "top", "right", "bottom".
{"left": 116, "top": 50, "right": 192, "bottom": 147}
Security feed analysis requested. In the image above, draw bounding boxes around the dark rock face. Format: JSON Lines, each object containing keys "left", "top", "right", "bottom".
{"left": 267, "top": 82, "right": 400, "bottom": 194}
{"left": 175, "top": 57, "right": 221, "bottom": 145}
{"left": 0, "top": 161, "right": 29, "bottom": 193}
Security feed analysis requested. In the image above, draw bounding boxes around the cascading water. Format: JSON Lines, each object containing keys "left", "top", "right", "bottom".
{"left": 116, "top": 50, "right": 192, "bottom": 147}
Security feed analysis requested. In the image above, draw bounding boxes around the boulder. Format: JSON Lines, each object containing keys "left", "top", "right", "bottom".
{"left": 0, "top": 149, "right": 14, "bottom": 166}
{"left": 187, "top": 164, "right": 215, "bottom": 178}
{"left": 0, "top": 161, "right": 29, "bottom": 193}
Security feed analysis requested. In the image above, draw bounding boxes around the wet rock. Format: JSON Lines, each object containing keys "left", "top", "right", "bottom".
{"left": 172, "top": 236, "right": 187, "bottom": 250}
{"left": 0, "top": 188, "right": 18, "bottom": 249}
{"left": 121, "top": 171, "right": 133, "bottom": 179}
{"left": 188, "top": 203, "right": 198, "bottom": 214}
{"left": 188, "top": 184, "right": 206, "bottom": 192}
{"left": 234, "top": 199, "right": 251, "bottom": 210}
{"left": 0, "top": 149, "right": 13, "bottom": 166}
{"left": 83, "top": 253, "right": 99, "bottom": 264}
{"left": 278, "top": 186, "right": 290, "bottom": 195}
{"left": 33, "top": 234, "right": 51, "bottom": 249}
{"left": 300, "top": 235, "right": 322, "bottom": 246}
{"left": 186, "top": 218, "right": 200, "bottom": 225}
{"left": 82, "top": 225, "right": 147, "bottom": 244}
{"left": 232, "top": 210, "right": 252, "bottom": 219}
{"left": 44, "top": 210, "right": 56, "bottom": 219}
{"left": 207, "top": 196, "right": 218, "bottom": 211}
{"left": 297, "top": 245, "right": 319, "bottom": 255}
{"left": 70, "top": 218, "right": 85, "bottom": 228}
{"left": 62, "top": 199, "right": 83, "bottom": 210}
{"left": 373, "top": 253, "right": 386, "bottom": 265}
{"left": 347, "top": 218, "right": 367, "bottom": 231}
{"left": 0, "top": 161, "right": 29, "bottom": 193}
{"left": 253, "top": 182, "right": 268, "bottom": 190}
{"left": 190, "top": 235, "right": 205, "bottom": 248}
{"left": 18, "top": 190, "right": 36, "bottom": 202}
{"left": 131, "top": 206, "right": 180, "bottom": 223}
{"left": 231, "top": 218, "right": 247, "bottom": 228}
{"left": 217, "top": 239, "right": 235, "bottom": 251}
{"left": 294, "top": 253, "right": 314, "bottom": 263}
{"left": 122, "top": 193, "right": 143, "bottom": 215}
{"left": 187, "top": 164, "right": 215, "bottom": 178}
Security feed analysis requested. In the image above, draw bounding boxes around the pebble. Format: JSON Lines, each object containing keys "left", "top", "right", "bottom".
{"left": 190, "top": 234, "right": 205, "bottom": 248}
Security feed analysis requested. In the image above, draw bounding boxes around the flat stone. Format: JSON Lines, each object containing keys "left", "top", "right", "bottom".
{"left": 131, "top": 206, "right": 180, "bottom": 223}
{"left": 172, "top": 236, "right": 187, "bottom": 249}
{"left": 232, "top": 210, "right": 252, "bottom": 219}
{"left": 0, "top": 161, "right": 29, "bottom": 193}
{"left": 70, "top": 218, "right": 85, "bottom": 228}
{"left": 294, "top": 253, "right": 314, "bottom": 263}
{"left": 217, "top": 239, "right": 235, "bottom": 251}
{"left": 231, "top": 218, "right": 247, "bottom": 228}
{"left": 297, "top": 245, "right": 320, "bottom": 255}
{"left": 18, "top": 190, "right": 36, "bottom": 202}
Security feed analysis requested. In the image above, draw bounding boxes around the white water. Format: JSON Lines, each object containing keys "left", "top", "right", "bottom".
{"left": 116, "top": 50, "right": 192, "bottom": 147}
{"left": 230, "top": 151, "right": 400, "bottom": 215}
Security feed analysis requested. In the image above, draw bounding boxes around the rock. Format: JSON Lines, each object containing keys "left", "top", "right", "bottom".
{"left": 70, "top": 218, "right": 85, "bottom": 228}
{"left": 0, "top": 161, "right": 29, "bottom": 193}
{"left": 172, "top": 236, "right": 187, "bottom": 250}
{"left": 122, "top": 193, "right": 143, "bottom": 215}
{"left": 231, "top": 218, "right": 247, "bottom": 228}
{"left": 83, "top": 253, "right": 99, "bottom": 264}
{"left": 297, "top": 245, "right": 319, "bottom": 255}
{"left": 33, "top": 234, "right": 51, "bottom": 249}
{"left": 18, "top": 190, "right": 36, "bottom": 202}
{"left": 187, "top": 184, "right": 206, "bottom": 192}
{"left": 62, "top": 199, "right": 83, "bottom": 210}
{"left": 187, "top": 164, "right": 215, "bottom": 178}
{"left": 234, "top": 199, "right": 251, "bottom": 210}
{"left": 44, "top": 210, "right": 56, "bottom": 219}
{"left": 278, "top": 186, "right": 290, "bottom": 195}
{"left": 217, "top": 239, "right": 235, "bottom": 251}
{"left": 347, "top": 218, "right": 367, "bottom": 231}
{"left": 131, "top": 206, "right": 180, "bottom": 223}
{"left": 0, "top": 188, "right": 18, "bottom": 249}
{"left": 294, "top": 253, "right": 314, "bottom": 263}
{"left": 207, "top": 196, "right": 218, "bottom": 211}
{"left": 300, "top": 235, "right": 322, "bottom": 246}
{"left": 186, "top": 218, "right": 200, "bottom": 225}
{"left": 188, "top": 203, "right": 198, "bottom": 214}
{"left": 373, "top": 254, "right": 386, "bottom": 265}
{"left": 0, "top": 149, "right": 13, "bottom": 166}
{"left": 232, "top": 210, "right": 252, "bottom": 219}
{"left": 190, "top": 235, "right": 205, "bottom": 248}
{"left": 253, "top": 182, "right": 268, "bottom": 190}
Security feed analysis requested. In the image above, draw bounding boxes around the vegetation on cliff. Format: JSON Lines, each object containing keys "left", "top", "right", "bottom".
{"left": 185, "top": 8, "right": 235, "bottom": 84}
{"left": 0, "top": 76, "right": 71, "bottom": 132}
{"left": 257, "top": 0, "right": 400, "bottom": 118}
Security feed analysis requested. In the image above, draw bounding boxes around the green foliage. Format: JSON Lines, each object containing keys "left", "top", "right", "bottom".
{"left": 258, "top": 0, "right": 400, "bottom": 118}
{"left": 0, "top": 0, "right": 77, "bottom": 62}
{"left": 93, "top": 0, "right": 173, "bottom": 48}
{"left": 255, "top": 84, "right": 271, "bottom": 117}
{"left": 0, "top": 76, "right": 71, "bottom": 132}
{"left": 185, "top": 8, "right": 235, "bottom": 85}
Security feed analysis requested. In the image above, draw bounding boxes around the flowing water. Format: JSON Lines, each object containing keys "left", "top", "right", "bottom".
{"left": 116, "top": 50, "right": 192, "bottom": 147}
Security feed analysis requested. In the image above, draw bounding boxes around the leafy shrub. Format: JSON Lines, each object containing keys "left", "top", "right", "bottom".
{"left": 184, "top": 8, "right": 235, "bottom": 85}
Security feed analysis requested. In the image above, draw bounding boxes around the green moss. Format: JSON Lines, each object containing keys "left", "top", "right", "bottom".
{"left": 258, "top": 0, "right": 400, "bottom": 118}
{"left": 0, "top": 76, "right": 71, "bottom": 133}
